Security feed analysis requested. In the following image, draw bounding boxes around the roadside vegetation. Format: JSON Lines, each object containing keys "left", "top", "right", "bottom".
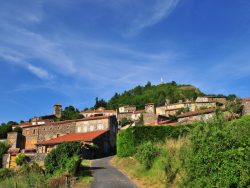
{"left": 0, "top": 142, "right": 93, "bottom": 188}
{"left": 113, "top": 114, "right": 250, "bottom": 188}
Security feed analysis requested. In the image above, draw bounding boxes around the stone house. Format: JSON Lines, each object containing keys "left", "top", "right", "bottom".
{"left": 177, "top": 108, "right": 216, "bottom": 123}
{"left": 36, "top": 130, "right": 113, "bottom": 155}
{"left": 118, "top": 105, "right": 136, "bottom": 113}
{"left": 80, "top": 107, "right": 117, "bottom": 118}
{"left": 196, "top": 96, "right": 227, "bottom": 105}
{"left": 7, "top": 115, "right": 118, "bottom": 155}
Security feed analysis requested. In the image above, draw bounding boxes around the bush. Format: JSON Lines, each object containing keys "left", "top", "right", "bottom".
{"left": 0, "top": 168, "right": 14, "bottom": 180}
{"left": 0, "top": 142, "right": 9, "bottom": 167}
{"left": 13, "top": 126, "right": 22, "bottom": 134}
{"left": 135, "top": 141, "right": 159, "bottom": 169}
{"left": 181, "top": 115, "right": 250, "bottom": 187}
{"left": 117, "top": 125, "right": 192, "bottom": 157}
{"left": 44, "top": 142, "right": 82, "bottom": 175}
{"left": 16, "top": 153, "right": 29, "bottom": 166}
{"left": 120, "top": 117, "right": 132, "bottom": 127}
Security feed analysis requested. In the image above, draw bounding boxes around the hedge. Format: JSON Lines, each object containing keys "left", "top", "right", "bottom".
{"left": 117, "top": 124, "right": 193, "bottom": 157}
{"left": 182, "top": 115, "right": 250, "bottom": 187}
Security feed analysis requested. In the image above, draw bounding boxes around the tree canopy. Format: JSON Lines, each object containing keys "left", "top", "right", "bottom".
{"left": 0, "top": 121, "right": 18, "bottom": 139}
{"left": 59, "top": 106, "right": 84, "bottom": 121}
{"left": 107, "top": 82, "right": 204, "bottom": 109}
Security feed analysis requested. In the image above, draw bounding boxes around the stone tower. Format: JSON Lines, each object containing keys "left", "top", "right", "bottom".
{"left": 145, "top": 103, "right": 155, "bottom": 114}
{"left": 54, "top": 102, "right": 62, "bottom": 118}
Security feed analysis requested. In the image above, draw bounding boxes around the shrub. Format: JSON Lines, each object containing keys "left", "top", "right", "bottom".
{"left": 135, "top": 141, "right": 159, "bottom": 169}
{"left": 117, "top": 125, "right": 192, "bottom": 157}
{"left": 181, "top": 115, "right": 250, "bottom": 187}
{"left": 13, "top": 126, "right": 22, "bottom": 134}
{"left": 44, "top": 142, "right": 82, "bottom": 175}
{"left": 120, "top": 117, "right": 132, "bottom": 127}
{"left": 16, "top": 153, "right": 29, "bottom": 166}
{"left": 0, "top": 168, "right": 14, "bottom": 180}
{"left": 0, "top": 142, "right": 9, "bottom": 167}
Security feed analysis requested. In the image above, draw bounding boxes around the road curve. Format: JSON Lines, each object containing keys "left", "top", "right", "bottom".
{"left": 91, "top": 156, "right": 136, "bottom": 188}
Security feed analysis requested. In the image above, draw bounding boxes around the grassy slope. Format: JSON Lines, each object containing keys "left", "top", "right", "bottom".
{"left": 111, "top": 138, "right": 187, "bottom": 188}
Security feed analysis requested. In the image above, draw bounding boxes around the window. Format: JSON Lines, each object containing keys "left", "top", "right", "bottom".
{"left": 97, "top": 124, "right": 104, "bottom": 130}
{"left": 33, "top": 129, "right": 36, "bottom": 134}
{"left": 77, "top": 126, "right": 81, "bottom": 132}
{"left": 83, "top": 126, "right": 88, "bottom": 132}
{"left": 90, "top": 126, "right": 94, "bottom": 131}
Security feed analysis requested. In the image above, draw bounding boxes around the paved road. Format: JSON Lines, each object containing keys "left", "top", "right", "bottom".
{"left": 91, "top": 156, "right": 136, "bottom": 188}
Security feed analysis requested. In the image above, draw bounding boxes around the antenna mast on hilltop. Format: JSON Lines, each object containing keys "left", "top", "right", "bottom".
{"left": 160, "top": 77, "right": 164, "bottom": 84}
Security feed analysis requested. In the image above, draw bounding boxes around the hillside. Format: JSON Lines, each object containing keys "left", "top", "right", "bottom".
{"left": 107, "top": 81, "right": 204, "bottom": 110}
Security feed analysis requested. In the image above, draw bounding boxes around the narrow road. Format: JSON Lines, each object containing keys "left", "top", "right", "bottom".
{"left": 91, "top": 156, "right": 136, "bottom": 188}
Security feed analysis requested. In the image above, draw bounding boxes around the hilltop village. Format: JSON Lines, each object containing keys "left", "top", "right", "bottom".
{"left": 2, "top": 92, "right": 250, "bottom": 168}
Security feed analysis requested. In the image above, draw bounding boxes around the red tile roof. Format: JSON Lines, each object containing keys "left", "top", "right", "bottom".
{"left": 177, "top": 108, "right": 216, "bottom": 118}
{"left": 8, "top": 148, "right": 20, "bottom": 154}
{"left": 36, "top": 130, "right": 108, "bottom": 146}
{"left": 243, "top": 98, "right": 250, "bottom": 102}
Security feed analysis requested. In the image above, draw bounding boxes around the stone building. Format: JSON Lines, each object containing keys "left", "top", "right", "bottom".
{"left": 118, "top": 105, "right": 136, "bottom": 113}
{"left": 81, "top": 107, "right": 117, "bottom": 118}
{"left": 177, "top": 108, "right": 216, "bottom": 123}
{"left": 20, "top": 115, "right": 118, "bottom": 151}
{"left": 196, "top": 96, "right": 227, "bottom": 105}
{"left": 53, "top": 103, "right": 62, "bottom": 118}
{"left": 242, "top": 98, "right": 250, "bottom": 115}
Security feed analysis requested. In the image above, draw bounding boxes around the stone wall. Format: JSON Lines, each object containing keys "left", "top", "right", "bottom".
{"left": 23, "top": 121, "right": 76, "bottom": 149}
{"left": 143, "top": 113, "right": 157, "bottom": 125}
{"left": 243, "top": 101, "right": 250, "bottom": 115}
{"left": 7, "top": 132, "right": 25, "bottom": 149}
{"left": 76, "top": 119, "right": 109, "bottom": 133}
{"left": 2, "top": 154, "right": 10, "bottom": 168}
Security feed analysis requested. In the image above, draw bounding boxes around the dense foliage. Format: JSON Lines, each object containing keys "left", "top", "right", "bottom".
{"left": 0, "top": 121, "right": 18, "bottom": 139}
{"left": 13, "top": 126, "right": 22, "bottom": 134}
{"left": 94, "top": 97, "right": 107, "bottom": 109}
{"left": 119, "top": 117, "right": 132, "bottom": 127}
{"left": 107, "top": 82, "right": 204, "bottom": 109}
{"left": 16, "top": 153, "right": 28, "bottom": 166}
{"left": 182, "top": 115, "right": 250, "bottom": 187}
{"left": 0, "top": 142, "right": 9, "bottom": 167}
{"left": 44, "top": 142, "right": 82, "bottom": 175}
{"left": 59, "top": 106, "right": 84, "bottom": 121}
{"left": 135, "top": 141, "right": 160, "bottom": 169}
{"left": 117, "top": 125, "right": 192, "bottom": 157}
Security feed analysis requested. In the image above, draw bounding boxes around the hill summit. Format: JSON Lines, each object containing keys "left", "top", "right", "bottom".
{"left": 107, "top": 81, "right": 204, "bottom": 110}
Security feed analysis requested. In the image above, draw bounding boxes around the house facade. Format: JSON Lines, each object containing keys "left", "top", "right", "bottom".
{"left": 8, "top": 115, "right": 118, "bottom": 154}
{"left": 80, "top": 107, "right": 117, "bottom": 118}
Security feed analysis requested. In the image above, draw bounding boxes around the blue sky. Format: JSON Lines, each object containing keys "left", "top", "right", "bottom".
{"left": 0, "top": 0, "right": 250, "bottom": 123}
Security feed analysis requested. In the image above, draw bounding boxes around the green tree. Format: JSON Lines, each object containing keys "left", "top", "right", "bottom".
{"left": 59, "top": 106, "right": 84, "bottom": 121}
{"left": 13, "top": 126, "right": 22, "bottom": 134}
{"left": 44, "top": 142, "right": 82, "bottom": 175}
{"left": 94, "top": 97, "right": 107, "bottom": 109}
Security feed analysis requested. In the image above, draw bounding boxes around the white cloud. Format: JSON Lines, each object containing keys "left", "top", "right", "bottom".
{"left": 27, "top": 64, "right": 54, "bottom": 80}
{"left": 126, "top": 0, "right": 180, "bottom": 36}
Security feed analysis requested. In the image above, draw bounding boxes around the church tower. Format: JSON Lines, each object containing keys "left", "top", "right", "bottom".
{"left": 53, "top": 102, "right": 62, "bottom": 118}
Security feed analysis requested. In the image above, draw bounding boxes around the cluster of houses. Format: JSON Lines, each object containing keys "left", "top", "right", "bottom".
{"left": 2, "top": 96, "right": 250, "bottom": 168}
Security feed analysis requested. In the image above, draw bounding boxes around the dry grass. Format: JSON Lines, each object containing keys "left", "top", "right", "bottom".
{"left": 112, "top": 137, "right": 188, "bottom": 188}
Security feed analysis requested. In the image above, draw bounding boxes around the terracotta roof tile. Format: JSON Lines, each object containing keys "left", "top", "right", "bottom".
{"left": 36, "top": 130, "right": 108, "bottom": 146}
{"left": 243, "top": 98, "right": 250, "bottom": 102}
